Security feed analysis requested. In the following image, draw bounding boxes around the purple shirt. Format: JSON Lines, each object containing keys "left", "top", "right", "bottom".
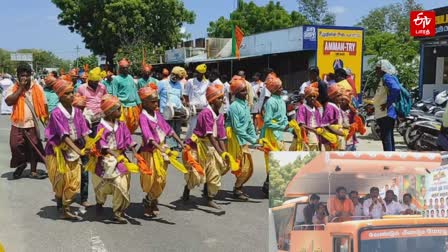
{"left": 297, "top": 104, "right": 322, "bottom": 127}
{"left": 186, "top": 106, "right": 226, "bottom": 148}
{"left": 77, "top": 83, "right": 108, "bottom": 115}
{"left": 139, "top": 110, "right": 174, "bottom": 152}
{"left": 95, "top": 119, "right": 136, "bottom": 177}
{"left": 45, "top": 104, "right": 90, "bottom": 155}
{"left": 321, "top": 102, "right": 341, "bottom": 127}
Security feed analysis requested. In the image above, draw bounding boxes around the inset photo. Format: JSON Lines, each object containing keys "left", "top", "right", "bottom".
{"left": 269, "top": 151, "right": 448, "bottom": 252}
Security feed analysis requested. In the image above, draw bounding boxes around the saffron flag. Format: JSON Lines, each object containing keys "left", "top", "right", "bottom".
{"left": 232, "top": 25, "right": 244, "bottom": 60}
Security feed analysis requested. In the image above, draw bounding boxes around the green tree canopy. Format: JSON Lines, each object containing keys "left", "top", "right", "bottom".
{"left": 207, "top": 0, "right": 308, "bottom": 38}
{"left": 297, "top": 0, "right": 335, "bottom": 25}
{"left": 359, "top": 0, "right": 422, "bottom": 90}
{"left": 73, "top": 55, "right": 99, "bottom": 70}
{"left": 0, "top": 49, "right": 71, "bottom": 76}
{"left": 52, "top": 0, "right": 195, "bottom": 64}
{"left": 270, "top": 152, "right": 318, "bottom": 208}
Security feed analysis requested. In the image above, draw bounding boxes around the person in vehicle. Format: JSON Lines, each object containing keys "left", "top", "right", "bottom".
{"left": 312, "top": 203, "right": 328, "bottom": 229}
{"left": 384, "top": 190, "right": 402, "bottom": 215}
{"left": 303, "top": 194, "right": 320, "bottom": 226}
{"left": 363, "top": 187, "right": 386, "bottom": 219}
{"left": 349, "top": 190, "right": 364, "bottom": 219}
{"left": 328, "top": 186, "right": 354, "bottom": 222}
{"left": 400, "top": 193, "right": 418, "bottom": 215}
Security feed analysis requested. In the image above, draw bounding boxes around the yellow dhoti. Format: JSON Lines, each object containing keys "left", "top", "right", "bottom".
{"left": 140, "top": 151, "right": 168, "bottom": 200}
{"left": 120, "top": 106, "right": 140, "bottom": 134}
{"left": 234, "top": 145, "right": 254, "bottom": 188}
{"left": 183, "top": 138, "right": 224, "bottom": 198}
{"left": 46, "top": 155, "right": 81, "bottom": 206}
{"left": 92, "top": 173, "right": 130, "bottom": 216}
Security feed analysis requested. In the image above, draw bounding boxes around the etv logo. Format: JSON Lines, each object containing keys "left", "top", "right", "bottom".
{"left": 410, "top": 11, "right": 435, "bottom": 37}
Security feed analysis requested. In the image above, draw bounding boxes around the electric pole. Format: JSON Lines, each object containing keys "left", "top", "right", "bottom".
{"left": 75, "top": 45, "right": 80, "bottom": 68}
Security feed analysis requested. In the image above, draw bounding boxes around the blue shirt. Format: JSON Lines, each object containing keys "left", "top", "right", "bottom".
{"left": 157, "top": 80, "right": 183, "bottom": 113}
{"left": 383, "top": 74, "right": 401, "bottom": 120}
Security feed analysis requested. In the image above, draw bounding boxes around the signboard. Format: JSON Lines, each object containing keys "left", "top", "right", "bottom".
{"left": 410, "top": 11, "right": 435, "bottom": 37}
{"left": 434, "top": 6, "right": 448, "bottom": 37}
{"left": 302, "top": 25, "right": 317, "bottom": 50}
{"left": 165, "top": 48, "right": 186, "bottom": 64}
{"left": 316, "top": 28, "right": 363, "bottom": 93}
{"left": 423, "top": 166, "right": 448, "bottom": 218}
{"left": 361, "top": 227, "right": 448, "bottom": 240}
{"left": 10, "top": 53, "right": 33, "bottom": 62}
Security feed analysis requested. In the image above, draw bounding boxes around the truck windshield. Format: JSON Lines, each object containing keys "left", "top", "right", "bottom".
{"left": 360, "top": 227, "right": 448, "bottom": 252}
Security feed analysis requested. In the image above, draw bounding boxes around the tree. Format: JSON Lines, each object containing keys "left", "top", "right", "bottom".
{"left": 359, "top": 0, "right": 423, "bottom": 90}
{"left": 207, "top": 0, "right": 309, "bottom": 38}
{"left": 73, "top": 55, "right": 98, "bottom": 70}
{"left": 269, "top": 152, "right": 318, "bottom": 208}
{"left": 297, "top": 0, "right": 335, "bottom": 25}
{"left": 52, "top": 0, "right": 195, "bottom": 65}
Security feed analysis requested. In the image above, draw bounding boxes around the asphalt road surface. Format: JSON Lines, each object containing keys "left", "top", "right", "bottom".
{"left": 0, "top": 116, "right": 268, "bottom": 252}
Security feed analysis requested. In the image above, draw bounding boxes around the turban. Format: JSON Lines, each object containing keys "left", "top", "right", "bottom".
{"left": 72, "top": 94, "right": 86, "bottom": 108}
{"left": 44, "top": 75, "right": 57, "bottom": 87}
{"left": 88, "top": 67, "right": 106, "bottom": 82}
{"left": 100, "top": 94, "right": 121, "bottom": 114}
{"left": 196, "top": 64, "right": 207, "bottom": 74}
{"left": 60, "top": 75, "right": 72, "bottom": 82}
{"left": 304, "top": 86, "right": 319, "bottom": 98}
{"left": 119, "top": 58, "right": 130, "bottom": 68}
{"left": 138, "top": 83, "right": 158, "bottom": 100}
{"left": 266, "top": 77, "right": 282, "bottom": 93}
{"left": 230, "top": 78, "right": 246, "bottom": 95}
{"left": 376, "top": 59, "right": 397, "bottom": 75}
{"left": 264, "top": 72, "right": 277, "bottom": 82}
{"left": 142, "top": 64, "right": 152, "bottom": 73}
{"left": 171, "top": 66, "right": 187, "bottom": 78}
{"left": 69, "top": 68, "right": 78, "bottom": 77}
{"left": 328, "top": 84, "right": 342, "bottom": 100}
{"left": 206, "top": 85, "right": 224, "bottom": 103}
{"left": 53, "top": 79, "right": 74, "bottom": 97}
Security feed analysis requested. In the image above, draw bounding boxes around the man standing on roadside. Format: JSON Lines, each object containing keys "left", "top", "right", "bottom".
{"left": 6, "top": 63, "right": 48, "bottom": 179}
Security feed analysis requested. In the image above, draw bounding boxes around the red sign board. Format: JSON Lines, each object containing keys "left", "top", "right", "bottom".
{"left": 410, "top": 11, "right": 436, "bottom": 37}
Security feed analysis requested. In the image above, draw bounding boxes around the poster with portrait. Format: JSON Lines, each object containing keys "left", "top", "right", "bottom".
{"left": 423, "top": 166, "right": 448, "bottom": 218}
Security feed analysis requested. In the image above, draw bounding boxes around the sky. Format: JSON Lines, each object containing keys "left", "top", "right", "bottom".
{"left": 270, "top": 152, "right": 311, "bottom": 166}
{"left": 0, "top": 0, "right": 446, "bottom": 60}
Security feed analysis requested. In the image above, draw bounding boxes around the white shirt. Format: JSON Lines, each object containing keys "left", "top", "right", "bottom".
{"left": 401, "top": 203, "right": 417, "bottom": 212}
{"left": 185, "top": 77, "right": 209, "bottom": 109}
{"left": 0, "top": 78, "right": 13, "bottom": 114}
{"left": 363, "top": 198, "right": 386, "bottom": 219}
{"left": 385, "top": 201, "right": 403, "bottom": 215}
{"left": 257, "top": 85, "right": 270, "bottom": 112}
{"left": 251, "top": 81, "right": 264, "bottom": 113}
{"left": 353, "top": 203, "right": 364, "bottom": 217}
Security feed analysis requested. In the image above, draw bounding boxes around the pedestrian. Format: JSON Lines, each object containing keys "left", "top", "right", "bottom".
{"left": 301, "top": 67, "right": 328, "bottom": 107}
{"left": 43, "top": 75, "right": 59, "bottom": 113}
{"left": 338, "top": 92, "right": 358, "bottom": 151}
{"left": 220, "top": 74, "right": 231, "bottom": 118}
{"left": 76, "top": 72, "right": 88, "bottom": 93}
{"left": 184, "top": 64, "right": 210, "bottom": 140}
{"left": 158, "top": 66, "right": 186, "bottom": 151}
{"left": 294, "top": 86, "right": 322, "bottom": 151}
{"left": 251, "top": 72, "right": 264, "bottom": 128}
{"left": 226, "top": 76, "right": 258, "bottom": 201}
{"left": 236, "top": 70, "right": 255, "bottom": 112}
{"left": 260, "top": 74, "right": 289, "bottom": 196}
{"left": 321, "top": 85, "right": 346, "bottom": 151}
{"left": 137, "top": 64, "right": 158, "bottom": 90}
{"left": 182, "top": 85, "right": 227, "bottom": 211}
{"left": 373, "top": 59, "right": 401, "bottom": 151}
{"left": 5, "top": 62, "right": 48, "bottom": 179}
{"left": 77, "top": 67, "right": 108, "bottom": 207}
{"left": 92, "top": 94, "right": 138, "bottom": 224}
{"left": 161, "top": 68, "right": 170, "bottom": 81}
{"left": 111, "top": 58, "right": 141, "bottom": 134}
{"left": 102, "top": 69, "right": 114, "bottom": 94}
{"left": 0, "top": 74, "right": 14, "bottom": 114}
{"left": 138, "top": 84, "right": 184, "bottom": 218}
{"left": 44, "top": 79, "right": 90, "bottom": 220}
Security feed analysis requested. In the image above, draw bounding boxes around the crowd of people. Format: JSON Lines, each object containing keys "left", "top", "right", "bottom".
{"left": 5, "top": 59, "right": 297, "bottom": 223}
{"left": 302, "top": 186, "right": 426, "bottom": 229}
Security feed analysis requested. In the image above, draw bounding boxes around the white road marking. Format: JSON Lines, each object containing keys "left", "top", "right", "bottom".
{"left": 90, "top": 230, "right": 108, "bottom": 252}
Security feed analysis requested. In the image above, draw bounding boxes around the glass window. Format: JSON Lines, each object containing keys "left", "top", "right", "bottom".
{"left": 443, "top": 57, "right": 448, "bottom": 84}
{"left": 334, "top": 236, "right": 351, "bottom": 252}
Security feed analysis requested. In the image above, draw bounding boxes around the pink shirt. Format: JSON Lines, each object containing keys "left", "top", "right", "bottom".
{"left": 77, "top": 83, "right": 107, "bottom": 115}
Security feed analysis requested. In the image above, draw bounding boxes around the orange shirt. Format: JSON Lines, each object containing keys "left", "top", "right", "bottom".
{"left": 329, "top": 197, "right": 355, "bottom": 220}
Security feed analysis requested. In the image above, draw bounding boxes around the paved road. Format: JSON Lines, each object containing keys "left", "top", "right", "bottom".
{"left": 0, "top": 116, "right": 268, "bottom": 252}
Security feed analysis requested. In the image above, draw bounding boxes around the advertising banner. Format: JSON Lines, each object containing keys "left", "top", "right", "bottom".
{"left": 316, "top": 28, "right": 363, "bottom": 94}
{"left": 423, "top": 166, "right": 448, "bottom": 218}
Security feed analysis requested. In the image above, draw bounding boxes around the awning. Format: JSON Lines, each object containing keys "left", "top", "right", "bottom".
{"left": 284, "top": 152, "right": 442, "bottom": 198}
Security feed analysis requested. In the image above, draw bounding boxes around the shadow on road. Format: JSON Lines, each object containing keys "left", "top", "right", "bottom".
{"left": 125, "top": 203, "right": 176, "bottom": 225}
{"left": 1, "top": 169, "right": 47, "bottom": 181}
{"left": 218, "top": 186, "right": 267, "bottom": 201}
{"left": 161, "top": 196, "right": 226, "bottom": 216}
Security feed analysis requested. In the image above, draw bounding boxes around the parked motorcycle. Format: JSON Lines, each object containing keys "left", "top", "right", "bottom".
{"left": 405, "top": 111, "right": 443, "bottom": 151}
